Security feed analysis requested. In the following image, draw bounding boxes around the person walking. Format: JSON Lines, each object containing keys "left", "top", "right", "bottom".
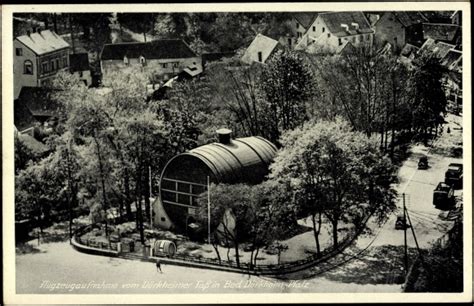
{"left": 156, "top": 259, "right": 162, "bottom": 273}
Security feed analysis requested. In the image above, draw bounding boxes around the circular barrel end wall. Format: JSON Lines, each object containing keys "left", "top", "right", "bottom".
{"left": 159, "top": 132, "right": 277, "bottom": 234}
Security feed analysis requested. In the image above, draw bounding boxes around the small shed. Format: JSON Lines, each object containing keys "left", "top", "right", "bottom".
{"left": 158, "top": 129, "right": 277, "bottom": 232}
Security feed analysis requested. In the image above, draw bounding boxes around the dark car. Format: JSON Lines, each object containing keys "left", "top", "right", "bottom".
{"left": 418, "top": 156, "right": 429, "bottom": 169}
{"left": 395, "top": 214, "right": 410, "bottom": 230}
{"left": 433, "top": 182, "right": 455, "bottom": 209}
{"left": 445, "top": 163, "right": 463, "bottom": 188}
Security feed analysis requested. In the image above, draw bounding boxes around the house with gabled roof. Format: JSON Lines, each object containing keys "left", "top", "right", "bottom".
{"left": 100, "top": 39, "right": 202, "bottom": 82}
{"left": 291, "top": 12, "right": 319, "bottom": 42}
{"left": 451, "top": 11, "right": 462, "bottom": 26}
{"left": 241, "top": 34, "right": 281, "bottom": 64}
{"left": 14, "top": 86, "right": 64, "bottom": 138}
{"left": 14, "top": 29, "right": 70, "bottom": 99}
{"left": 422, "top": 23, "right": 461, "bottom": 47}
{"left": 418, "top": 38, "right": 456, "bottom": 60}
{"left": 440, "top": 49, "right": 462, "bottom": 72}
{"left": 295, "top": 11, "right": 374, "bottom": 54}
{"left": 373, "top": 11, "right": 428, "bottom": 53}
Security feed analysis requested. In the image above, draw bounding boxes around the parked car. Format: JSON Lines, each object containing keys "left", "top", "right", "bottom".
{"left": 395, "top": 214, "right": 410, "bottom": 230}
{"left": 433, "top": 182, "right": 455, "bottom": 209}
{"left": 418, "top": 156, "right": 429, "bottom": 169}
{"left": 445, "top": 163, "right": 463, "bottom": 188}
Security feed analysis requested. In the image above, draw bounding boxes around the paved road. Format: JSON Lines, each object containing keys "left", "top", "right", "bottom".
{"left": 16, "top": 241, "right": 399, "bottom": 294}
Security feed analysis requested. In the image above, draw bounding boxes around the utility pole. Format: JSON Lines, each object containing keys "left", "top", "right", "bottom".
{"left": 149, "top": 166, "right": 153, "bottom": 227}
{"left": 403, "top": 193, "right": 408, "bottom": 276}
{"left": 207, "top": 176, "right": 211, "bottom": 245}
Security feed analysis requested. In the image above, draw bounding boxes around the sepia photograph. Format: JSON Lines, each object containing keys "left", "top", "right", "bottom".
{"left": 2, "top": 2, "right": 471, "bottom": 304}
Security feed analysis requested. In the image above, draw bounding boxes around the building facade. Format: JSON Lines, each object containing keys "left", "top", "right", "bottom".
{"left": 373, "top": 12, "right": 427, "bottom": 53}
{"left": 296, "top": 11, "right": 374, "bottom": 54}
{"left": 14, "top": 30, "right": 70, "bottom": 99}
{"left": 241, "top": 34, "right": 281, "bottom": 64}
{"left": 100, "top": 39, "right": 202, "bottom": 82}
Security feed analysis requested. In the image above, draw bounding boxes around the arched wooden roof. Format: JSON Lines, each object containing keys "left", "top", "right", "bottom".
{"left": 163, "top": 136, "right": 277, "bottom": 184}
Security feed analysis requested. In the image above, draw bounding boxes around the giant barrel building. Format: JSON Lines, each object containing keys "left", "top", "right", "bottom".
{"left": 158, "top": 129, "right": 277, "bottom": 232}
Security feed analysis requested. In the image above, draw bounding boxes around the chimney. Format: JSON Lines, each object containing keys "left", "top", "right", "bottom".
{"left": 216, "top": 128, "right": 232, "bottom": 144}
{"left": 351, "top": 22, "right": 359, "bottom": 30}
{"left": 341, "top": 23, "right": 349, "bottom": 32}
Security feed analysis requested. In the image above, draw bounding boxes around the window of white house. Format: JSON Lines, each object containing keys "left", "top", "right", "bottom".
{"left": 172, "top": 62, "right": 179, "bottom": 68}
{"left": 313, "top": 26, "right": 316, "bottom": 32}
{"left": 23, "top": 60, "right": 33, "bottom": 74}
{"left": 327, "top": 33, "right": 331, "bottom": 38}
{"left": 322, "top": 27, "right": 325, "bottom": 33}
{"left": 162, "top": 63, "right": 168, "bottom": 68}
{"left": 51, "top": 60, "right": 56, "bottom": 71}
{"left": 16, "top": 48, "right": 23, "bottom": 56}
{"left": 257, "top": 51, "right": 263, "bottom": 62}
{"left": 338, "top": 38, "right": 342, "bottom": 46}
{"left": 42, "top": 62, "right": 49, "bottom": 74}
{"left": 139, "top": 56, "right": 146, "bottom": 66}
{"left": 123, "top": 55, "right": 129, "bottom": 65}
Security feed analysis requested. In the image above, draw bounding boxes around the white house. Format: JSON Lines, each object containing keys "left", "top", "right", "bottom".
{"left": 14, "top": 30, "right": 70, "bottom": 99}
{"left": 295, "top": 11, "right": 374, "bottom": 54}
{"left": 241, "top": 34, "right": 281, "bottom": 64}
{"left": 100, "top": 39, "right": 202, "bottom": 82}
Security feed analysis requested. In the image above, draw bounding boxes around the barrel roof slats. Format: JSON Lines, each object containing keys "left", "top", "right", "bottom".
{"left": 190, "top": 145, "right": 241, "bottom": 182}
{"left": 181, "top": 136, "right": 277, "bottom": 184}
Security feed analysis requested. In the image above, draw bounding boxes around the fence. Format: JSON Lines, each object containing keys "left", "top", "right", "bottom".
{"left": 72, "top": 218, "right": 359, "bottom": 276}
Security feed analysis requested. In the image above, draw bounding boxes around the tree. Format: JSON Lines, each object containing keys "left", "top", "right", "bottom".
{"left": 259, "top": 50, "right": 315, "bottom": 144}
{"left": 196, "top": 182, "right": 296, "bottom": 267}
{"left": 153, "top": 13, "right": 176, "bottom": 40}
{"left": 270, "top": 118, "right": 397, "bottom": 248}
{"left": 408, "top": 55, "right": 447, "bottom": 143}
{"left": 196, "top": 183, "right": 257, "bottom": 267}
{"left": 209, "top": 13, "right": 255, "bottom": 52}
{"left": 307, "top": 49, "right": 415, "bottom": 157}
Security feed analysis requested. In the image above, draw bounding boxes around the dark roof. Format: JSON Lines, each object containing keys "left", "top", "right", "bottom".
{"left": 319, "top": 12, "right": 373, "bottom": 37}
{"left": 17, "top": 87, "right": 63, "bottom": 117}
{"left": 69, "top": 53, "right": 90, "bottom": 72}
{"left": 421, "top": 11, "right": 455, "bottom": 23}
{"left": 422, "top": 23, "right": 461, "bottom": 43}
{"left": 163, "top": 136, "right": 277, "bottom": 185}
{"left": 14, "top": 99, "right": 39, "bottom": 131}
{"left": 440, "top": 49, "right": 462, "bottom": 71}
{"left": 392, "top": 11, "right": 428, "bottom": 27}
{"left": 100, "top": 39, "right": 197, "bottom": 61}
{"left": 188, "top": 136, "right": 277, "bottom": 184}
{"left": 293, "top": 12, "right": 319, "bottom": 29}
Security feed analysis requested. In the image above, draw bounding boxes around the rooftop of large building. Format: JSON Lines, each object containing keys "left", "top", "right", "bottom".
{"left": 100, "top": 39, "right": 197, "bottom": 61}
{"left": 16, "top": 30, "right": 70, "bottom": 55}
